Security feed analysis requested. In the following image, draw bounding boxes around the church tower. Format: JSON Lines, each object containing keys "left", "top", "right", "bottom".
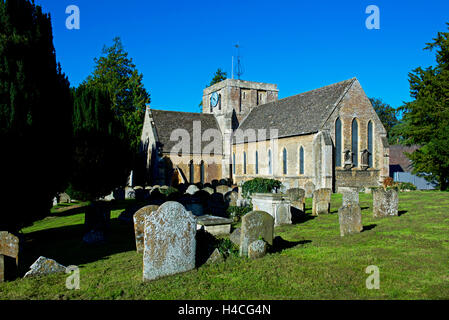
{"left": 202, "top": 79, "right": 278, "bottom": 180}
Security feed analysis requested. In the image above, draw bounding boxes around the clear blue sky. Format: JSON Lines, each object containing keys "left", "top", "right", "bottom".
{"left": 36, "top": 0, "right": 449, "bottom": 112}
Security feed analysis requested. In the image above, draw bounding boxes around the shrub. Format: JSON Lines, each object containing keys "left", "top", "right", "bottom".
{"left": 216, "top": 238, "right": 239, "bottom": 258}
{"left": 226, "top": 205, "right": 253, "bottom": 221}
{"left": 383, "top": 177, "right": 394, "bottom": 189}
{"left": 241, "top": 178, "right": 282, "bottom": 199}
{"left": 159, "top": 186, "right": 179, "bottom": 197}
{"left": 396, "top": 182, "right": 417, "bottom": 191}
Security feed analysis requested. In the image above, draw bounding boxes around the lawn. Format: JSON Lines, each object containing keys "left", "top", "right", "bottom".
{"left": 1, "top": 191, "right": 449, "bottom": 300}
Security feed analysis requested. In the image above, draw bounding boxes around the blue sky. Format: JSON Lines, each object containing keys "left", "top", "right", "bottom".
{"left": 36, "top": 0, "right": 449, "bottom": 112}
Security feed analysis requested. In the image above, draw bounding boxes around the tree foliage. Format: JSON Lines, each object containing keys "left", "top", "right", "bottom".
{"left": 85, "top": 37, "right": 150, "bottom": 153}
{"left": 369, "top": 97, "right": 400, "bottom": 144}
{"left": 67, "top": 85, "right": 132, "bottom": 201}
{"left": 398, "top": 23, "right": 449, "bottom": 190}
{"left": 0, "top": 0, "right": 72, "bottom": 231}
{"left": 199, "top": 68, "right": 227, "bottom": 110}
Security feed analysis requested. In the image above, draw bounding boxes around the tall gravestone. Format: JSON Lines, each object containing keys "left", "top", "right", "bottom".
{"left": 143, "top": 202, "right": 196, "bottom": 281}
{"left": 373, "top": 188, "right": 399, "bottom": 218}
{"left": 133, "top": 205, "right": 160, "bottom": 253}
{"left": 0, "top": 231, "right": 19, "bottom": 282}
{"left": 286, "top": 188, "right": 306, "bottom": 212}
{"left": 339, "top": 187, "right": 359, "bottom": 206}
{"left": 312, "top": 188, "right": 332, "bottom": 216}
{"left": 338, "top": 204, "right": 363, "bottom": 236}
{"left": 239, "top": 211, "right": 274, "bottom": 257}
{"left": 304, "top": 182, "right": 315, "bottom": 198}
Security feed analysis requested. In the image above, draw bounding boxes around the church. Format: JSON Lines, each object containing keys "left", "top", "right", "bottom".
{"left": 140, "top": 77, "right": 390, "bottom": 191}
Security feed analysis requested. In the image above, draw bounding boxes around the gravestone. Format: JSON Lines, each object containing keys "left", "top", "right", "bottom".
{"left": 216, "top": 185, "right": 232, "bottom": 195}
{"left": 373, "top": 188, "right": 399, "bottom": 218}
{"left": 225, "top": 191, "right": 239, "bottom": 207}
{"left": 0, "top": 231, "right": 19, "bottom": 282}
{"left": 143, "top": 202, "right": 196, "bottom": 281}
{"left": 133, "top": 205, "right": 160, "bottom": 253}
{"left": 186, "top": 184, "right": 200, "bottom": 195}
{"left": 196, "top": 215, "right": 233, "bottom": 236}
{"left": 125, "top": 187, "right": 136, "bottom": 199}
{"left": 248, "top": 240, "right": 267, "bottom": 259}
{"left": 304, "top": 182, "right": 315, "bottom": 198}
{"left": 202, "top": 187, "right": 214, "bottom": 195}
{"left": 312, "top": 188, "right": 332, "bottom": 216}
{"left": 338, "top": 204, "right": 363, "bottom": 236}
{"left": 83, "top": 203, "right": 111, "bottom": 244}
{"left": 24, "top": 256, "right": 67, "bottom": 278}
{"left": 207, "top": 193, "right": 227, "bottom": 217}
{"left": 240, "top": 211, "right": 274, "bottom": 257}
{"left": 230, "top": 228, "right": 241, "bottom": 246}
{"left": 286, "top": 188, "right": 306, "bottom": 212}
{"left": 339, "top": 187, "right": 359, "bottom": 206}
{"left": 251, "top": 193, "right": 292, "bottom": 226}
{"left": 59, "top": 193, "right": 71, "bottom": 204}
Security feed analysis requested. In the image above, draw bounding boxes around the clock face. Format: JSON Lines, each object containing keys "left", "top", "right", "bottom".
{"left": 210, "top": 92, "right": 219, "bottom": 108}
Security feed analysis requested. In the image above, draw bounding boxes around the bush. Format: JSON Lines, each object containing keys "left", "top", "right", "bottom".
{"left": 383, "top": 177, "right": 394, "bottom": 189}
{"left": 216, "top": 238, "right": 239, "bottom": 258}
{"left": 396, "top": 182, "right": 417, "bottom": 191}
{"left": 159, "top": 186, "right": 179, "bottom": 197}
{"left": 241, "top": 178, "right": 282, "bottom": 199}
{"left": 226, "top": 205, "right": 252, "bottom": 221}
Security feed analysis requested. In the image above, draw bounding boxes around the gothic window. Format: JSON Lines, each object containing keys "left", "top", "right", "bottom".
{"left": 268, "top": 149, "right": 272, "bottom": 175}
{"left": 299, "top": 146, "right": 304, "bottom": 175}
{"left": 233, "top": 153, "right": 236, "bottom": 175}
{"left": 368, "top": 121, "right": 373, "bottom": 168}
{"left": 189, "top": 160, "right": 194, "bottom": 183}
{"left": 255, "top": 151, "right": 259, "bottom": 174}
{"left": 243, "top": 152, "right": 247, "bottom": 174}
{"left": 335, "top": 117, "right": 342, "bottom": 167}
{"left": 283, "top": 148, "right": 288, "bottom": 175}
{"left": 352, "top": 118, "right": 359, "bottom": 167}
{"left": 200, "top": 161, "right": 205, "bottom": 184}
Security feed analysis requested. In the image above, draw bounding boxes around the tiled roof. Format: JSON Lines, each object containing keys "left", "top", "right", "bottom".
{"left": 389, "top": 145, "right": 419, "bottom": 172}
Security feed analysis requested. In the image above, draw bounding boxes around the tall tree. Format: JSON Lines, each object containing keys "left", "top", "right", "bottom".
{"left": 0, "top": 0, "right": 73, "bottom": 232}
{"left": 67, "top": 85, "right": 131, "bottom": 201}
{"left": 85, "top": 37, "right": 150, "bottom": 153}
{"left": 398, "top": 23, "right": 449, "bottom": 190}
{"left": 199, "top": 68, "right": 227, "bottom": 111}
{"left": 369, "top": 97, "right": 400, "bottom": 144}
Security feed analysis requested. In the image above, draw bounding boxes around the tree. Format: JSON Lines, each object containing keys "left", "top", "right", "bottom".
{"left": 85, "top": 37, "right": 150, "bottom": 154}
{"left": 67, "top": 85, "right": 132, "bottom": 201}
{"left": 397, "top": 23, "right": 449, "bottom": 190}
{"left": 369, "top": 97, "right": 400, "bottom": 144}
{"left": 199, "top": 68, "right": 227, "bottom": 111}
{"left": 0, "top": 0, "right": 73, "bottom": 232}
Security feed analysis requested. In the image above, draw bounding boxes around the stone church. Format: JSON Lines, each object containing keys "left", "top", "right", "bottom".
{"left": 140, "top": 77, "right": 390, "bottom": 191}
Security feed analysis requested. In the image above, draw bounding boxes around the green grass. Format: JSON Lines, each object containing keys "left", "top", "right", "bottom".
{"left": 1, "top": 191, "right": 449, "bottom": 300}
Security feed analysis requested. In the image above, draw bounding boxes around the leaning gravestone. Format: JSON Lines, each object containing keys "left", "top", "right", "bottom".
{"left": 338, "top": 204, "right": 363, "bottom": 236}
{"left": 286, "top": 188, "right": 306, "bottom": 212}
{"left": 304, "top": 182, "right": 315, "bottom": 198}
{"left": 240, "top": 211, "right": 274, "bottom": 257}
{"left": 143, "top": 202, "right": 196, "bottom": 281}
{"left": 312, "top": 188, "right": 332, "bottom": 216}
{"left": 0, "top": 231, "right": 19, "bottom": 282}
{"left": 373, "top": 188, "right": 399, "bottom": 218}
{"left": 133, "top": 205, "right": 160, "bottom": 253}
{"left": 339, "top": 187, "right": 359, "bottom": 206}
{"left": 186, "top": 184, "right": 200, "bottom": 195}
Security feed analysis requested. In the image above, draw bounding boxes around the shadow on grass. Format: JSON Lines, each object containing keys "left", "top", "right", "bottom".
{"left": 291, "top": 207, "right": 316, "bottom": 224}
{"left": 362, "top": 224, "right": 377, "bottom": 232}
{"left": 398, "top": 210, "right": 408, "bottom": 216}
{"left": 19, "top": 217, "right": 136, "bottom": 276}
{"left": 361, "top": 206, "right": 370, "bottom": 211}
{"left": 269, "top": 236, "right": 311, "bottom": 254}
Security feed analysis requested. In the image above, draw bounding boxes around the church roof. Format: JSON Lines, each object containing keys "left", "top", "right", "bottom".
{"left": 234, "top": 78, "right": 356, "bottom": 143}
{"left": 150, "top": 109, "right": 222, "bottom": 154}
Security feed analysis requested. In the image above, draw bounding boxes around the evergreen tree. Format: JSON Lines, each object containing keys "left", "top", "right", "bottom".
{"left": 67, "top": 85, "right": 131, "bottom": 201}
{"left": 369, "top": 97, "right": 400, "bottom": 144}
{"left": 0, "top": 0, "right": 72, "bottom": 231}
{"left": 199, "top": 68, "right": 227, "bottom": 111}
{"left": 398, "top": 23, "right": 449, "bottom": 190}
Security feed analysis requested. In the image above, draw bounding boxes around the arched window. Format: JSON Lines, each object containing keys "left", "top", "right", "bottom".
{"left": 243, "top": 152, "right": 247, "bottom": 174}
{"left": 189, "top": 160, "right": 194, "bottom": 183}
{"left": 335, "top": 117, "right": 342, "bottom": 167}
{"left": 283, "top": 148, "right": 288, "bottom": 175}
{"left": 200, "top": 161, "right": 205, "bottom": 184}
{"left": 299, "top": 146, "right": 304, "bottom": 175}
{"left": 232, "top": 153, "right": 236, "bottom": 175}
{"left": 268, "top": 149, "right": 272, "bottom": 175}
{"left": 352, "top": 118, "right": 359, "bottom": 167}
{"left": 368, "top": 121, "right": 373, "bottom": 168}
{"left": 255, "top": 151, "right": 259, "bottom": 174}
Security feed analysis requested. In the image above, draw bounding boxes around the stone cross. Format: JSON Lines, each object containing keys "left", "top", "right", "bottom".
{"left": 143, "top": 202, "right": 196, "bottom": 281}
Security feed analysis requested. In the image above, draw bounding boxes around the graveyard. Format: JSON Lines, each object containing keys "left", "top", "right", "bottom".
{"left": 1, "top": 189, "right": 448, "bottom": 300}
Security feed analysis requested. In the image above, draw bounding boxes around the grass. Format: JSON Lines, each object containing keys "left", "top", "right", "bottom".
{"left": 1, "top": 191, "right": 449, "bottom": 300}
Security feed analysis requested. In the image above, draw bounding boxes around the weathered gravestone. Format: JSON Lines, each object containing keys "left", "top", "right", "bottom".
{"left": 202, "top": 187, "right": 214, "bottom": 195}
{"left": 0, "top": 231, "right": 19, "bottom": 282}
{"left": 24, "top": 256, "right": 67, "bottom": 278}
{"left": 58, "top": 193, "right": 71, "bottom": 204}
{"left": 338, "top": 204, "right": 363, "bottom": 236}
{"left": 248, "top": 240, "right": 267, "bottom": 259}
{"left": 83, "top": 203, "right": 111, "bottom": 244}
{"left": 207, "top": 193, "right": 227, "bottom": 217}
{"left": 286, "top": 188, "right": 306, "bottom": 212}
{"left": 230, "top": 228, "right": 241, "bottom": 246}
{"left": 304, "top": 181, "right": 315, "bottom": 198}
{"left": 373, "top": 188, "right": 399, "bottom": 218}
{"left": 125, "top": 187, "right": 136, "bottom": 199}
{"left": 133, "top": 205, "right": 160, "bottom": 253}
{"left": 339, "top": 187, "right": 359, "bottom": 206}
{"left": 225, "top": 191, "right": 239, "bottom": 207}
{"left": 143, "top": 202, "right": 196, "bottom": 281}
{"left": 186, "top": 184, "right": 200, "bottom": 195}
{"left": 251, "top": 193, "right": 292, "bottom": 226}
{"left": 240, "top": 211, "right": 274, "bottom": 257}
{"left": 312, "top": 188, "right": 332, "bottom": 216}
{"left": 216, "top": 185, "right": 232, "bottom": 195}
